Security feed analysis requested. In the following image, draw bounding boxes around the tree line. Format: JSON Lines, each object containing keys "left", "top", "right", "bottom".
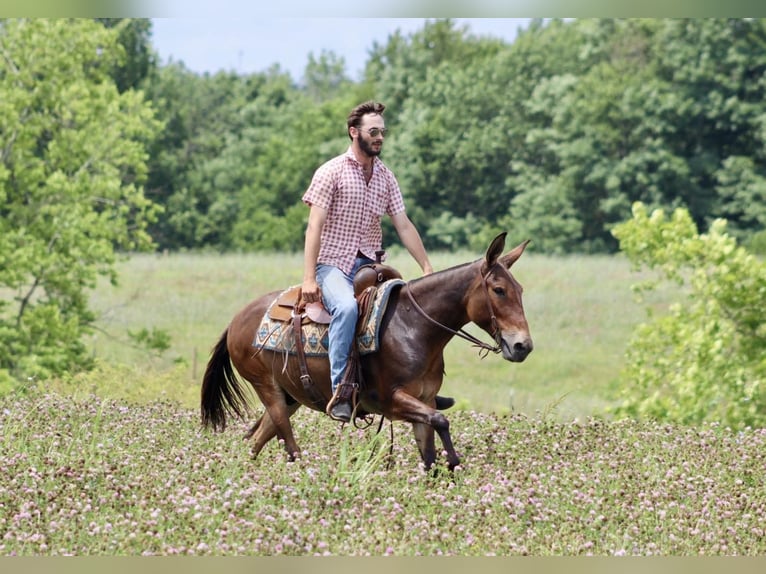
{"left": 117, "top": 18, "right": 766, "bottom": 254}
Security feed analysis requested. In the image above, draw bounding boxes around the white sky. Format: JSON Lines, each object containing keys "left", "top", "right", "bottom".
{"left": 150, "top": 18, "right": 532, "bottom": 81}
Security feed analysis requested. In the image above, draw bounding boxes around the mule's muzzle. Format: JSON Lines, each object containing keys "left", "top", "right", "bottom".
{"left": 501, "top": 333, "right": 533, "bottom": 362}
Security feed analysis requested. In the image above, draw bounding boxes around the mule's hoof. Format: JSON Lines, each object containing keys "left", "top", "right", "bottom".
{"left": 435, "top": 395, "right": 455, "bottom": 410}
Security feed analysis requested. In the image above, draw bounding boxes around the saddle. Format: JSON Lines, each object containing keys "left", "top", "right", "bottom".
{"left": 266, "top": 255, "right": 403, "bottom": 408}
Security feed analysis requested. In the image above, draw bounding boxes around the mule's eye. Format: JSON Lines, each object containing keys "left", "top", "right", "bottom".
{"left": 493, "top": 287, "right": 506, "bottom": 297}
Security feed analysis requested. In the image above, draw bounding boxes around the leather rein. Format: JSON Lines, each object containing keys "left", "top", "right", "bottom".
{"left": 405, "top": 266, "right": 503, "bottom": 357}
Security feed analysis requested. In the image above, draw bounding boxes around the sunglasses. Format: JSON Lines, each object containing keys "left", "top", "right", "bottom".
{"left": 358, "top": 127, "right": 388, "bottom": 137}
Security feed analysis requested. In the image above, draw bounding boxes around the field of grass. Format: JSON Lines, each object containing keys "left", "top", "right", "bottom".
{"left": 82, "top": 248, "right": 678, "bottom": 421}
{"left": 2, "top": 392, "right": 764, "bottom": 555}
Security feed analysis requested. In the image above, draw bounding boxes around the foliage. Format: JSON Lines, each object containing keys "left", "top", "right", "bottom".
{"left": 611, "top": 202, "right": 766, "bottom": 428}
{"left": 1, "top": 391, "right": 764, "bottom": 555}
{"left": 229, "top": 95, "right": 356, "bottom": 252}
{"left": 745, "top": 229, "right": 766, "bottom": 255}
{"left": 381, "top": 19, "right": 766, "bottom": 252}
{"left": 424, "top": 212, "right": 483, "bottom": 250}
{"left": 0, "top": 19, "right": 162, "bottom": 382}
{"left": 141, "top": 64, "right": 274, "bottom": 249}
{"left": 301, "top": 49, "right": 353, "bottom": 101}
{"left": 95, "top": 18, "right": 157, "bottom": 93}
{"left": 132, "top": 18, "right": 766, "bottom": 254}
{"left": 127, "top": 327, "right": 172, "bottom": 355}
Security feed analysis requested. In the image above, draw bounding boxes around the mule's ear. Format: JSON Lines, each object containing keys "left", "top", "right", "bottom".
{"left": 500, "top": 239, "right": 531, "bottom": 268}
{"left": 484, "top": 232, "right": 507, "bottom": 268}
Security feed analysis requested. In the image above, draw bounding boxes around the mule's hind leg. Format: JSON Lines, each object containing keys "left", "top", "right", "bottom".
{"left": 248, "top": 384, "right": 304, "bottom": 460}
{"left": 244, "top": 402, "right": 302, "bottom": 460}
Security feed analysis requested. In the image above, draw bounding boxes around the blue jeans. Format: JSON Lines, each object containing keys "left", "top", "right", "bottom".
{"left": 315, "top": 256, "right": 373, "bottom": 393}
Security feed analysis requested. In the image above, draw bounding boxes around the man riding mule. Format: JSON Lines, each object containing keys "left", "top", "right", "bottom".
{"left": 200, "top": 231, "right": 533, "bottom": 471}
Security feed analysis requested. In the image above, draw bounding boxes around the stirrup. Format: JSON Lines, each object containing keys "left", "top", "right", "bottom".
{"left": 325, "top": 382, "right": 356, "bottom": 417}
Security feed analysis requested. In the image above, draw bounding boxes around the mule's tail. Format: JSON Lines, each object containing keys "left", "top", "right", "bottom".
{"left": 200, "top": 328, "right": 251, "bottom": 432}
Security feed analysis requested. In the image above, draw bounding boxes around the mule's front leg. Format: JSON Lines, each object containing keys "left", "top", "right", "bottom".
{"left": 411, "top": 422, "right": 437, "bottom": 469}
{"left": 390, "top": 389, "right": 461, "bottom": 470}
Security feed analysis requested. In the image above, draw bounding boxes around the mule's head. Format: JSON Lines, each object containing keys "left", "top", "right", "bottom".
{"left": 469, "top": 232, "right": 533, "bottom": 362}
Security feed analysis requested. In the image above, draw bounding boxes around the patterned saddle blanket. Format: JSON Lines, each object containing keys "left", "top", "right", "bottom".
{"left": 252, "top": 279, "right": 405, "bottom": 357}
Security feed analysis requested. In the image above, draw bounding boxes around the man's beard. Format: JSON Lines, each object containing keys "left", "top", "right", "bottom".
{"left": 358, "top": 136, "right": 382, "bottom": 157}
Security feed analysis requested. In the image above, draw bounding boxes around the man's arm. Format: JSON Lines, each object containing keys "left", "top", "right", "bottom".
{"left": 391, "top": 211, "right": 433, "bottom": 275}
{"left": 302, "top": 204, "right": 328, "bottom": 303}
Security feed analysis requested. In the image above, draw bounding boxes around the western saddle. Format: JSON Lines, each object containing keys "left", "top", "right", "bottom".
{"left": 268, "top": 253, "right": 403, "bottom": 409}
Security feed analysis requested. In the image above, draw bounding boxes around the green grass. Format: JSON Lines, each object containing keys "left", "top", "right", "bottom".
{"left": 1, "top": 392, "right": 764, "bottom": 555}
{"left": 81, "top": 248, "right": 678, "bottom": 421}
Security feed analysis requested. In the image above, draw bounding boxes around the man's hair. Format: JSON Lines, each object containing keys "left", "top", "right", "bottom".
{"left": 347, "top": 101, "right": 385, "bottom": 139}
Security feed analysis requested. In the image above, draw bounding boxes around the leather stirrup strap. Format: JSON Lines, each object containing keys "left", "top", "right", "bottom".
{"left": 292, "top": 312, "right": 327, "bottom": 407}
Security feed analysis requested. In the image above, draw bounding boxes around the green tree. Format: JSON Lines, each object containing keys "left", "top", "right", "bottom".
{"left": 135, "top": 18, "right": 766, "bottom": 255}
{"left": 364, "top": 19, "right": 483, "bottom": 120}
{"left": 504, "top": 20, "right": 686, "bottom": 253}
{"left": 715, "top": 155, "right": 766, "bottom": 239}
{"left": 374, "top": 19, "right": 597, "bottom": 250}
{"left": 142, "top": 64, "right": 262, "bottom": 249}
{"left": 302, "top": 49, "right": 352, "bottom": 102}
{"left": 611, "top": 202, "right": 766, "bottom": 428}
{"left": 142, "top": 63, "right": 313, "bottom": 250}
{"left": 0, "top": 19, "right": 161, "bottom": 383}
{"left": 651, "top": 19, "right": 766, "bottom": 231}
{"left": 230, "top": 94, "right": 356, "bottom": 252}
{"left": 371, "top": 19, "right": 512, "bottom": 245}
{"left": 502, "top": 19, "right": 766, "bottom": 254}
{"left": 95, "top": 18, "right": 157, "bottom": 92}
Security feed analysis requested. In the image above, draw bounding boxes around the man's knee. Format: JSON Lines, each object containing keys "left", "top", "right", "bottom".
{"left": 333, "top": 297, "right": 358, "bottom": 322}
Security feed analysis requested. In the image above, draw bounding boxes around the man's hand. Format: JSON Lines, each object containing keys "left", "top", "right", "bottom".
{"left": 301, "top": 277, "right": 322, "bottom": 304}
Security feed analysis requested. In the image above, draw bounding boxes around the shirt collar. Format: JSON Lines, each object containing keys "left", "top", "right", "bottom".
{"left": 345, "top": 147, "right": 378, "bottom": 169}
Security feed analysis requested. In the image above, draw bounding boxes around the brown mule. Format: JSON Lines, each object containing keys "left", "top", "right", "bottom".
{"left": 201, "top": 232, "right": 533, "bottom": 470}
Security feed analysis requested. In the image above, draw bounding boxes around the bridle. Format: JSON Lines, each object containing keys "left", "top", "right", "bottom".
{"left": 405, "top": 264, "right": 504, "bottom": 357}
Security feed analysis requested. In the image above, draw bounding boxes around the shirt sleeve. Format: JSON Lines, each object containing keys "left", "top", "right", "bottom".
{"left": 302, "top": 158, "right": 339, "bottom": 210}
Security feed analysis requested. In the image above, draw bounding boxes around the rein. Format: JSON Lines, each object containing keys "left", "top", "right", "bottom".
{"left": 405, "top": 267, "right": 502, "bottom": 358}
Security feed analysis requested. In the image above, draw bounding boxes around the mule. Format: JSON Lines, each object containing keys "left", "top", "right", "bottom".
{"left": 200, "top": 232, "right": 533, "bottom": 470}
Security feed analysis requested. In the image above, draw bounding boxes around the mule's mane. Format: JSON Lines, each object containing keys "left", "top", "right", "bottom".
{"left": 406, "top": 258, "right": 480, "bottom": 287}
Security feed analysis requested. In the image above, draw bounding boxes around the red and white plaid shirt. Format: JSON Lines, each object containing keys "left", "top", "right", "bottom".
{"left": 302, "top": 148, "right": 406, "bottom": 275}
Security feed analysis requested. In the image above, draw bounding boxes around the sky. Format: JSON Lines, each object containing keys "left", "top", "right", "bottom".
{"left": 150, "top": 18, "right": 533, "bottom": 81}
